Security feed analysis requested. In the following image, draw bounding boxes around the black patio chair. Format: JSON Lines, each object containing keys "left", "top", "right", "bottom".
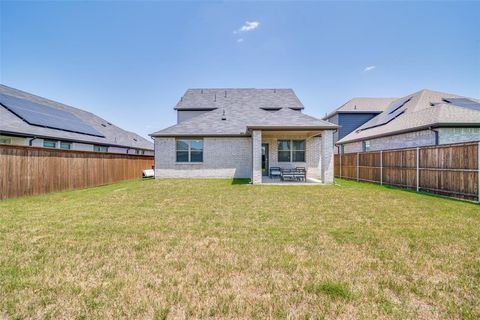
{"left": 269, "top": 167, "right": 282, "bottom": 179}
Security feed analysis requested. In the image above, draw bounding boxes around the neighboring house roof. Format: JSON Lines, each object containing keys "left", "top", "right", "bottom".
{"left": 337, "top": 89, "right": 480, "bottom": 144}
{"left": 151, "top": 88, "right": 337, "bottom": 137}
{"left": 323, "top": 97, "right": 397, "bottom": 120}
{"left": 175, "top": 88, "right": 304, "bottom": 110}
{"left": 0, "top": 84, "right": 153, "bottom": 150}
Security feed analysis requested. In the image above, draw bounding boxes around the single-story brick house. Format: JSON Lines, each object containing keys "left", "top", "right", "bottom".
{"left": 150, "top": 88, "right": 338, "bottom": 184}
{"left": 336, "top": 89, "right": 480, "bottom": 153}
{"left": 0, "top": 84, "right": 153, "bottom": 154}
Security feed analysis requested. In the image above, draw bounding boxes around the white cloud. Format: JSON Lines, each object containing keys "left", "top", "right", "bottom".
{"left": 364, "top": 65, "right": 376, "bottom": 72}
{"left": 237, "top": 38, "right": 244, "bottom": 43}
{"left": 234, "top": 21, "right": 260, "bottom": 34}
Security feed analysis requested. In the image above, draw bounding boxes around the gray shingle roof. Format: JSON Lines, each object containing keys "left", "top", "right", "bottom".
{"left": 151, "top": 88, "right": 337, "bottom": 137}
{"left": 175, "top": 88, "right": 304, "bottom": 110}
{"left": 0, "top": 84, "right": 153, "bottom": 150}
{"left": 323, "top": 97, "right": 397, "bottom": 120}
{"left": 337, "top": 89, "right": 480, "bottom": 144}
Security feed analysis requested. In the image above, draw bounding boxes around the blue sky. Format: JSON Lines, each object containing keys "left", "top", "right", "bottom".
{"left": 1, "top": 1, "right": 479, "bottom": 139}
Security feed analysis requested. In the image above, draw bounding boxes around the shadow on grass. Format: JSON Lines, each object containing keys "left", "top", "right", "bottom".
{"left": 231, "top": 178, "right": 251, "bottom": 185}
{"left": 336, "top": 178, "right": 479, "bottom": 205}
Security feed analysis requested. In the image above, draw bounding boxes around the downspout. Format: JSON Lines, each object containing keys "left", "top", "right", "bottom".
{"left": 429, "top": 127, "right": 439, "bottom": 145}
{"left": 28, "top": 137, "right": 38, "bottom": 146}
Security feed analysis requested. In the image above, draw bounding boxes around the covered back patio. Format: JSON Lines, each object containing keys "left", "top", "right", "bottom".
{"left": 249, "top": 126, "right": 336, "bottom": 185}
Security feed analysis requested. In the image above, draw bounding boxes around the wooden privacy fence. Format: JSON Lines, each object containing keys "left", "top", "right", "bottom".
{"left": 334, "top": 142, "right": 480, "bottom": 201}
{"left": 0, "top": 145, "right": 154, "bottom": 199}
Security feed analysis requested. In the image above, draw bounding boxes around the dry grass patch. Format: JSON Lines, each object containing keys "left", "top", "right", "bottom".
{"left": 0, "top": 178, "right": 479, "bottom": 319}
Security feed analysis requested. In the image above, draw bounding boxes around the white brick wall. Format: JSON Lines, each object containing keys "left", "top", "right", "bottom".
{"left": 154, "top": 137, "right": 252, "bottom": 178}
{"left": 438, "top": 128, "right": 480, "bottom": 144}
{"left": 252, "top": 130, "right": 262, "bottom": 184}
{"left": 341, "top": 128, "right": 480, "bottom": 153}
{"left": 342, "top": 130, "right": 436, "bottom": 153}
{"left": 154, "top": 131, "right": 335, "bottom": 183}
{"left": 321, "top": 130, "right": 334, "bottom": 184}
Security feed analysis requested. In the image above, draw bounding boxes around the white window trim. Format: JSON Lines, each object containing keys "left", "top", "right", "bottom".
{"left": 175, "top": 139, "right": 203, "bottom": 163}
{"left": 277, "top": 139, "right": 306, "bottom": 163}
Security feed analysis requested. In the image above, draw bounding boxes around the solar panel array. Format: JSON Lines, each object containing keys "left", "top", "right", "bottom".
{"left": 443, "top": 98, "right": 480, "bottom": 112}
{"left": 0, "top": 93, "right": 105, "bottom": 137}
{"left": 361, "top": 97, "right": 411, "bottom": 131}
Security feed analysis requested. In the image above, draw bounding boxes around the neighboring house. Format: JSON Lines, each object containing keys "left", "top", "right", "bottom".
{"left": 0, "top": 84, "right": 153, "bottom": 155}
{"left": 150, "top": 88, "right": 338, "bottom": 184}
{"left": 337, "top": 89, "right": 480, "bottom": 153}
{"left": 323, "top": 97, "right": 396, "bottom": 153}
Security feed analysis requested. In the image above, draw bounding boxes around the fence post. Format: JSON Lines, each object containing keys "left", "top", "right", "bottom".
{"left": 339, "top": 153, "right": 342, "bottom": 178}
{"left": 357, "top": 152, "right": 359, "bottom": 181}
{"left": 478, "top": 142, "right": 480, "bottom": 203}
{"left": 416, "top": 147, "right": 420, "bottom": 192}
{"left": 380, "top": 150, "right": 383, "bottom": 185}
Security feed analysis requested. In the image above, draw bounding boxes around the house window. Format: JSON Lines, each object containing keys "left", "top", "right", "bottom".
{"left": 60, "top": 142, "right": 71, "bottom": 150}
{"left": 43, "top": 140, "right": 57, "bottom": 148}
{"left": 94, "top": 145, "right": 108, "bottom": 152}
{"left": 0, "top": 138, "right": 11, "bottom": 144}
{"left": 278, "top": 139, "right": 305, "bottom": 162}
{"left": 135, "top": 149, "right": 145, "bottom": 155}
{"left": 362, "top": 140, "right": 371, "bottom": 152}
{"left": 176, "top": 139, "right": 203, "bottom": 163}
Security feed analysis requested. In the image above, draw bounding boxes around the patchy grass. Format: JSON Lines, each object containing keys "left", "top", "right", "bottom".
{"left": 304, "top": 281, "right": 352, "bottom": 300}
{"left": 0, "top": 178, "right": 479, "bottom": 319}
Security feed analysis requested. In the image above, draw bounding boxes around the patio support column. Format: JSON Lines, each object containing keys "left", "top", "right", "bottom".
{"left": 321, "top": 130, "right": 334, "bottom": 184}
{"left": 252, "top": 130, "right": 262, "bottom": 184}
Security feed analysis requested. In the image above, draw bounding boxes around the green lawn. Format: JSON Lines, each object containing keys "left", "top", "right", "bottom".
{"left": 0, "top": 179, "right": 479, "bottom": 319}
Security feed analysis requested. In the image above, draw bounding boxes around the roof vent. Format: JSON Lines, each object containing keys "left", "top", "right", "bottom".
{"left": 101, "top": 123, "right": 107, "bottom": 127}
{"left": 214, "top": 93, "right": 217, "bottom": 102}
{"left": 354, "top": 105, "right": 357, "bottom": 110}
{"left": 224, "top": 90, "right": 227, "bottom": 98}
{"left": 221, "top": 109, "right": 227, "bottom": 120}
{"left": 201, "top": 89, "right": 203, "bottom": 94}
{"left": 274, "top": 89, "right": 277, "bottom": 93}
{"left": 133, "top": 138, "right": 138, "bottom": 141}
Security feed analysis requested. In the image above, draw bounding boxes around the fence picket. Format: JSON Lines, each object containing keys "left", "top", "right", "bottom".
{"left": 334, "top": 142, "right": 479, "bottom": 201}
{"left": 0, "top": 145, "right": 154, "bottom": 199}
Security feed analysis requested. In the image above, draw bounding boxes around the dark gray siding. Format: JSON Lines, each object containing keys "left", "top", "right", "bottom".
{"left": 338, "top": 113, "right": 379, "bottom": 139}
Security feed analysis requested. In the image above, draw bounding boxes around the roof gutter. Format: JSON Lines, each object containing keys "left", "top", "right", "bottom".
{"left": 149, "top": 133, "right": 250, "bottom": 138}
{"left": 247, "top": 125, "right": 339, "bottom": 131}
{"left": 0, "top": 130, "right": 154, "bottom": 151}
{"left": 336, "top": 123, "right": 480, "bottom": 145}
{"left": 174, "top": 107, "right": 218, "bottom": 111}
{"left": 322, "top": 110, "right": 383, "bottom": 120}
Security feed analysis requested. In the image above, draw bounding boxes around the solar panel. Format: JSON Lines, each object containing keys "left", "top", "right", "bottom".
{"left": 0, "top": 93, "right": 105, "bottom": 137}
{"left": 443, "top": 98, "right": 480, "bottom": 112}
{"left": 360, "top": 97, "right": 411, "bottom": 130}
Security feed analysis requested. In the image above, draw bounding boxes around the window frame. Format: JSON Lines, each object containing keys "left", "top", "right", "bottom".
{"left": 43, "top": 140, "right": 57, "bottom": 148}
{"left": 0, "top": 138, "right": 12, "bottom": 145}
{"left": 362, "top": 140, "right": 371, "bottom": 152}
{"left": 60, "top": 142, "right": 71, "bottom": 150}
{"left": 277, "top": 139, "right": 306, "bottom": 163}
{"left": 176, "top": 139, "right": 204, "bottom": 163}
{"left": 93, "top": 145, "right": 108, "bottom": 153}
